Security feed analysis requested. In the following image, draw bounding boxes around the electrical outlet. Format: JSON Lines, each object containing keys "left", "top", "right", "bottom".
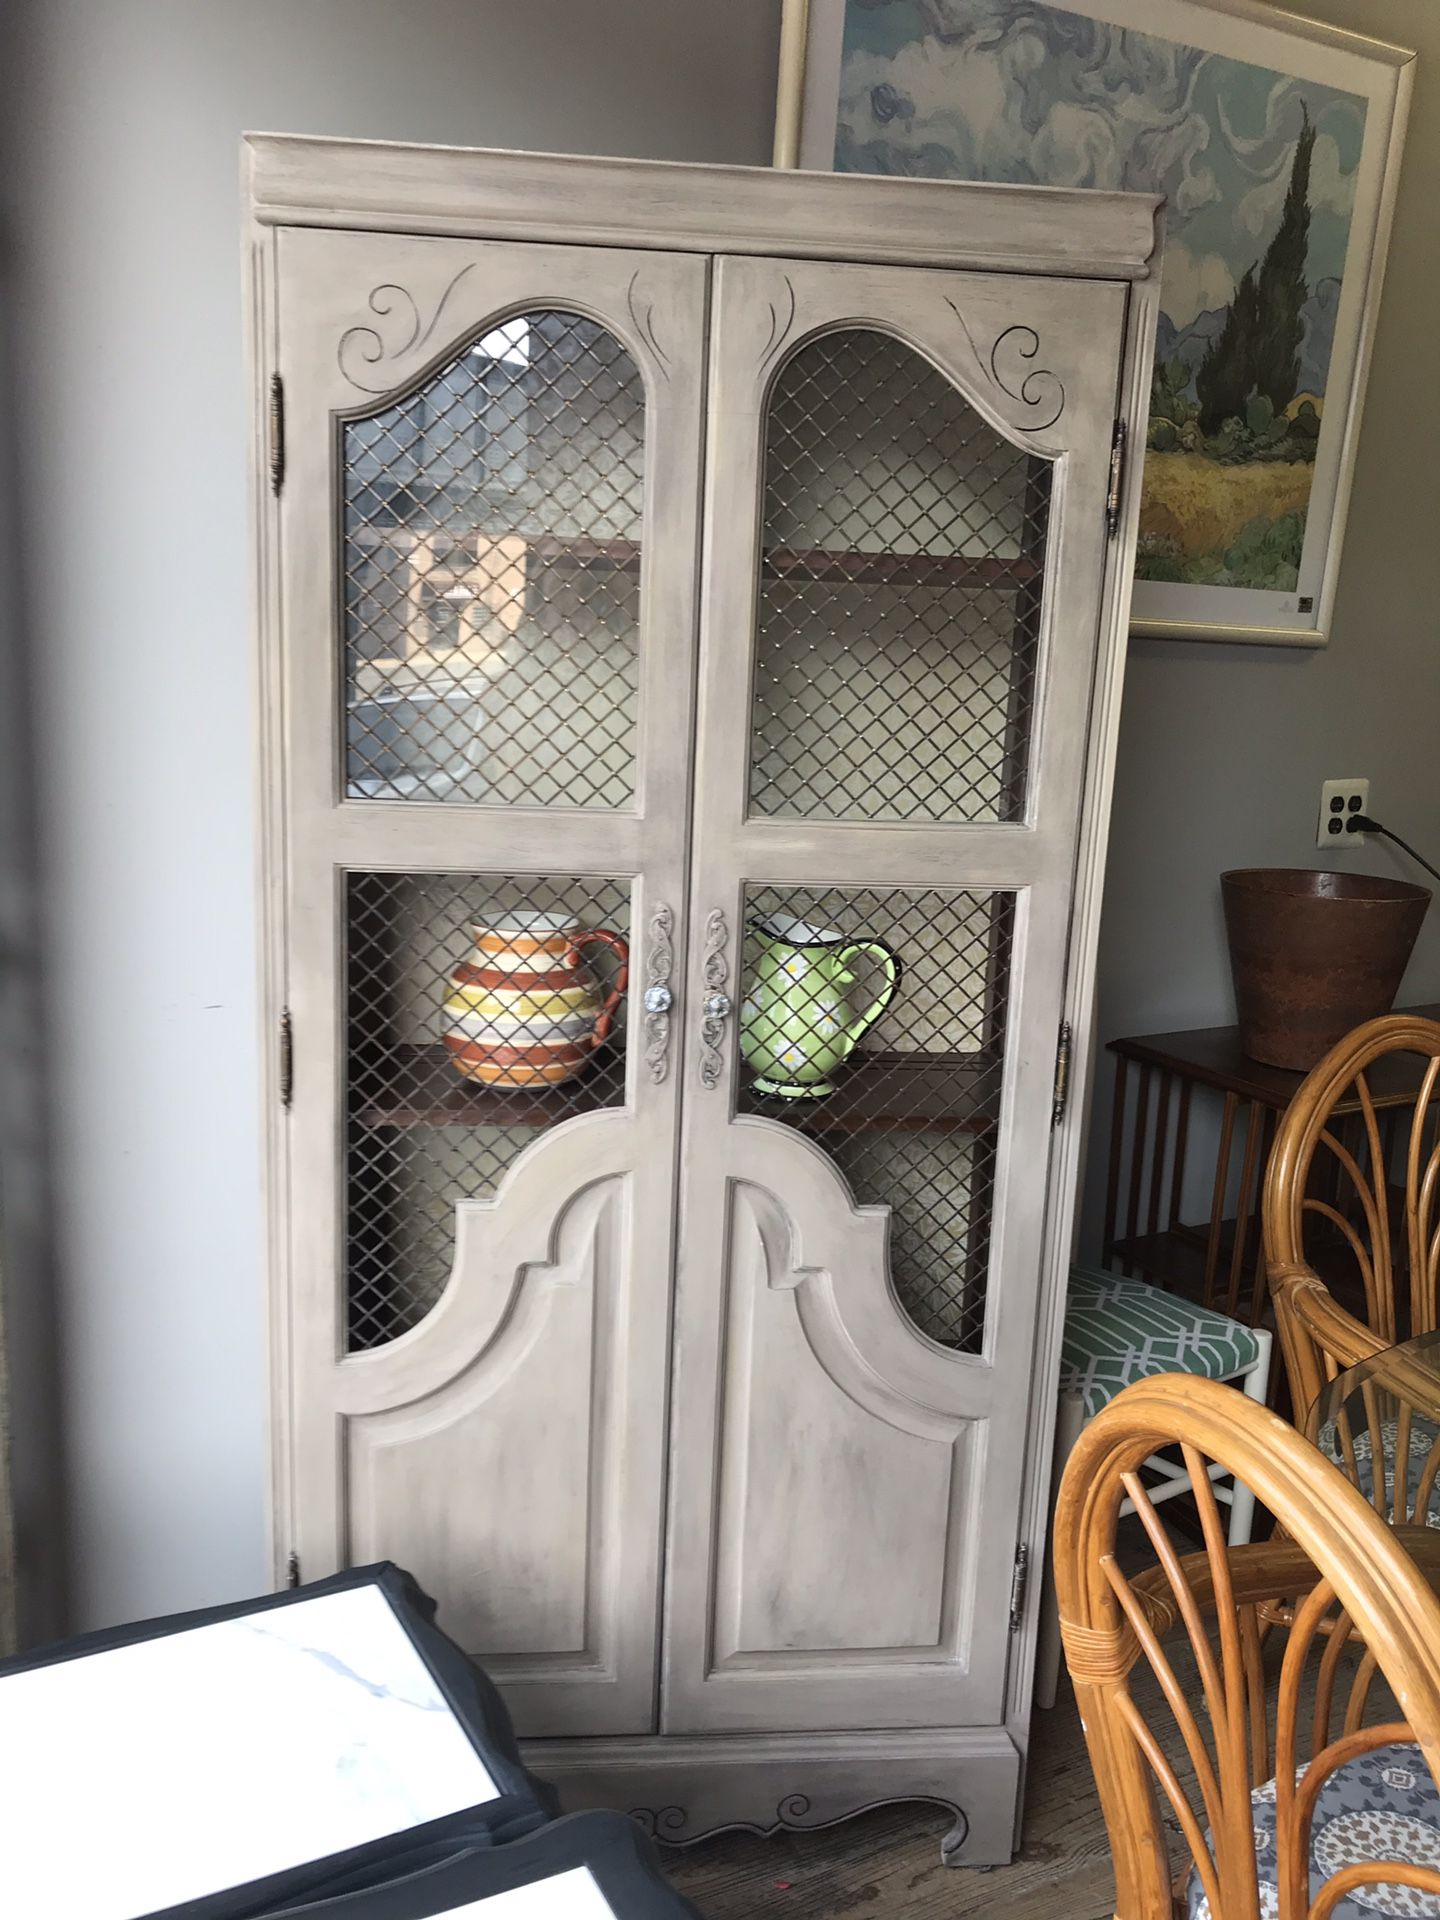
{"left": 1317, "top": 777, "right": 1369, "bottom": 850}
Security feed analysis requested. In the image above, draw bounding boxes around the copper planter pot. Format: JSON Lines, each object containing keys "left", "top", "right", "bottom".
{"left": 1222, "top": 868, "right": 1431, "bottom": 1070}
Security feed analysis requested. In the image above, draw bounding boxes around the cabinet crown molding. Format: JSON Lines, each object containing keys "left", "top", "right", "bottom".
{"left": 243, "top": 135, "right": 1163, "bottom": 281}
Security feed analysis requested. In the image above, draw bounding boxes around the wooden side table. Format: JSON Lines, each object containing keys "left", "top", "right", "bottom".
{"left": 1101, "top": 1004, "right": 1440, "bottom": 1326}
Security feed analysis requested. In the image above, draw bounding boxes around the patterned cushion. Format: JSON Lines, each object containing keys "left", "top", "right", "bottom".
{"left": 1185, "top": 1742, "right": 1440, "bottom": 1920}
{"left": 1059, "top": 1265, "right": 1264, "bottom": 1418}
{"left": 1315, "top": 1417, "right": 1440, "bottom": 1528}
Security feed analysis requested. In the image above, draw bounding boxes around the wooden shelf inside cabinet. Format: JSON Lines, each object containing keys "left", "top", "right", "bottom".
{"left": 348, "top": 526, "right": 1040, "bottom": 588}
{"left": 762, "top": 547, "right": 1041, "bottom": 588}
{"left": 353, "top": 1044, "right": 616, "bottom": 1131}
{"left": 356, "top": 1046, "right": 999, "bottom": 1136}
{"left": 346, "top": 527, "right": 641, "bottom": 570}
{"left": 745, "top": 1052, "right": 1001, "bottom": 1137}
{"left": 523, "top": 535, "right": 640, "bottom": 569}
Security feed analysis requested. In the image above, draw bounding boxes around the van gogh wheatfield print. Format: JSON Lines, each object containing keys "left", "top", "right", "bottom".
{"left": 790, "top": 0, "right": 1412, "bottom": 644}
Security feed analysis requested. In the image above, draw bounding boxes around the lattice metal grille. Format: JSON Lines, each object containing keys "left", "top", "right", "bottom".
{"left": 736, "top": 885, "right": 1013, "bottom": 1353}
{"left": 343, "top": 311, "right": 644, "bottom": 808}
{"left": 749, "top": 329, "right": 1050, "bottom": 825}
{"left": 345, "top": 871, "right": 631, "bottom": 1350}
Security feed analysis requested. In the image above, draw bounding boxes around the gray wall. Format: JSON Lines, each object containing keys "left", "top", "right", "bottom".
{"left": 5, "top": 0, "right": 780, "bottom": 1633}
{"left": 3, "top": 0, "right": 1435, "bottom": 1632}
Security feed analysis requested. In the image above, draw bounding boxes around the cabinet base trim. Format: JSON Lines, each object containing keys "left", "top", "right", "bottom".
{"left": 520, "top": 1726, "right": 1020, "bottom": 1867}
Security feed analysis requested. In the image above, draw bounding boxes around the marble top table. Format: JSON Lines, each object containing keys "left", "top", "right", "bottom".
{"left": 0, "top": 1565, "right": 544, "bottom": 1920}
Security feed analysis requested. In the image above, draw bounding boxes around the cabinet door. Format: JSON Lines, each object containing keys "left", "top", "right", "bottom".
{"left": 270, "top": 229, "right": 706, "bottom": 1737}
{"left": 664, "top": 256, "right": 1127, "bottom": 1733}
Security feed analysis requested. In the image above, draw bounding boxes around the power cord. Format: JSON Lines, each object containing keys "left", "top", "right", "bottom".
{"left": 1351, "top": 814, "right": 1440, "bottom": 890}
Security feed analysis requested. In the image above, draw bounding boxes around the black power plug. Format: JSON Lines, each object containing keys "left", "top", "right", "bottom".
{"left": 1351, "top": 814, "right": 1440, "bottom": 890}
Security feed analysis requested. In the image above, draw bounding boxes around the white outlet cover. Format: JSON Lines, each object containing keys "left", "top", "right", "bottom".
{"left": 1317, "top": 777, "right": 1369, "bottom": 850}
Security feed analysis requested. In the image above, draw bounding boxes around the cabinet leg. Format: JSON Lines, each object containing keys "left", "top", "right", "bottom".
{"left": 940, "top": 1811, "right": 973, "bottom": 1867}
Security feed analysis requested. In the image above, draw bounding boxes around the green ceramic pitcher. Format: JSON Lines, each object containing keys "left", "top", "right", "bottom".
{"left": 740, "top": 915, "right": 902, "bottom": 1099}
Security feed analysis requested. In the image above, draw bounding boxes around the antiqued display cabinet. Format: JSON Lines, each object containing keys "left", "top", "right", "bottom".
{"left": 246, "top": 136, "right": 1161, "bottom": 1864}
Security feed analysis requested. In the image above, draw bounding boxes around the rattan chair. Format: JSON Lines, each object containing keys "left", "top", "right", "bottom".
{"left": 1264, "top": 1014, "right": 1440, "bottom": 1423}
{"left": 1055, "top": 1372, "right": 1440, "bottom": 1919}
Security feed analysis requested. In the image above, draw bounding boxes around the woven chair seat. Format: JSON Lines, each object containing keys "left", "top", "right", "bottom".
{"left": 1187, "top": 1742, "right": 1440, "bottom": 1920}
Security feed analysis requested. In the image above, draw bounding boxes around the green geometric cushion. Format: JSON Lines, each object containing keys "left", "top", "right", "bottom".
{"left": 1060, "top": 1264, "right": 1265, "bottom": 1419}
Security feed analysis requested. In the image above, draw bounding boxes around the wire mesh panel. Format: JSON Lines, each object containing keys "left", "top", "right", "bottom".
{"left": 736, "top": 884, "right": 1014, "bottom": 1353}
{"left": 345, "top": 871, "right": 632, "bottom": 1350}
{"left": 749, "top": 329, "right": 1050, "bottom": 825}
{"left": 342, "top": 311, "right": 644, "bottom": 808}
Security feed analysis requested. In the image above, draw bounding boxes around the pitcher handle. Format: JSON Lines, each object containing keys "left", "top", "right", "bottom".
{"left": 571, "top": 928, "right": 630, "bottom": 1045}
{"left": 838, "top": 939, "right": 902, "bottom": 1045}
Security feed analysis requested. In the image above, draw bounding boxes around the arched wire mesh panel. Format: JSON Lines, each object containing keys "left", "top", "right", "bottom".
{"left": 735, "top": 884, "right": 1013, "bottom": 1354}
{"left": 344, "top": 871, "right": 631, "bottom": 1350}
{"left": 342, "top": 311, "right": 644, "bottom": 808}
{"left": 748, "top": 328, "right": 1051, "bottom": 825}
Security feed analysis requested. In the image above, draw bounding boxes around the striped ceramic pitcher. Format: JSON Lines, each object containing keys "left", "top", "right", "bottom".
{"left": 442, "top": 912, "right": 629, "bottom": 1088}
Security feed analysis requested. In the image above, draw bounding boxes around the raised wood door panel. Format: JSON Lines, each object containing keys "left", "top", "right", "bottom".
{"left": 271, "top": 229, "right": 707, "bottom": 1737}
{"left": 662, "top": 256, "right": 1127, "bottom": 1734}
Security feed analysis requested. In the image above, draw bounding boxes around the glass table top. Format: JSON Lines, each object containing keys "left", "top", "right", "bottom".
{"left": 1309, "top": 1328, "right": 1440, "bottom": 1526}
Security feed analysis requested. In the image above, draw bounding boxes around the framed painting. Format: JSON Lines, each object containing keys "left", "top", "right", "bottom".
{"left": 779, "top": 0, "right": 1413, "bottom": 646}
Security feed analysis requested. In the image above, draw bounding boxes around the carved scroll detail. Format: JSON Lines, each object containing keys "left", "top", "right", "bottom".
{"left": 759, "top": 275, "right": 798, "bottom": 375}
{"left": 987, "top": 323, "right": 1066, "bottom": 430}
{"left": 337, "top": 262, "right": 477, "bottom": 393}
{"left": 698, "top": 908, "right": 732, "bottom": 1091}
{"left": 628, "top": 1804, "right": 689, "bottom": 1839}
{"left": 945, "top": 302, "right": 1066, "bottom": 432}
{"left": 626, "top": 271, "right": 670, "bottom": 377}
{"left": 630, "top": 1791, "right": 970, "bottom": 1864}
{"left": 642, "top": 903, "right": 676, "bottom": 1085}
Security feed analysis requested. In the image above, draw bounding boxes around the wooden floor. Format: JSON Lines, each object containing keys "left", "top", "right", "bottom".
{"left": 661, "top": 1601, "right": 1372, "bottom": 1917}
{"left": 664, "top": 1686, "right": 1118, "bottom": 1920}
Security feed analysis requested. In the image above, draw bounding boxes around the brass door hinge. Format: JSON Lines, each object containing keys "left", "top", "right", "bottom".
{"left": 286, "top": 1550, "right": 300, "bottom": 1589}
{"left": 1105, "top": 418, "right": 1127, "bottom": 537}
{"left": 279, "top": 1007, "right": 294, "bottom": 1108}
{"left": 268, "top": 372, "right": 286, "bottom": 496}
{"left": 1009, "top": 1542, "right": 1031, "bottom": 1632}
{"left": 1051, "top": 1020, "right": 1073, "bottom": 1128}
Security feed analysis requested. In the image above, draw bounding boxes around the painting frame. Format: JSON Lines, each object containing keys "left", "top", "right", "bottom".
{"left": 779, "top": 0, "right": 1414, "bottom": 647}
